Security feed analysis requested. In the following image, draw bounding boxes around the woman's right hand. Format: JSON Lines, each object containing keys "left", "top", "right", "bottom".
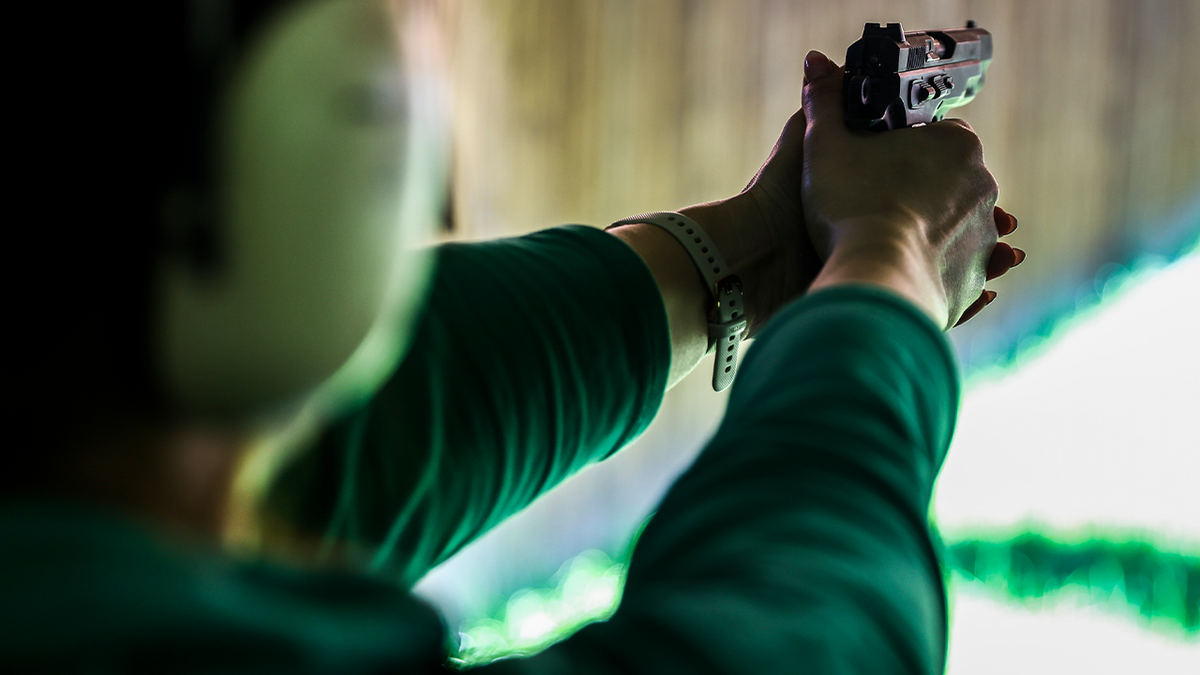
{"left": 799, "top": 50, "right": 1022, "bottom": 329}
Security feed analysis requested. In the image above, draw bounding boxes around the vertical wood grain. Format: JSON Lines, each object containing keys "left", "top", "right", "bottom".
{"left": 415, "top": 0, "right": 1200, "bottom": 629}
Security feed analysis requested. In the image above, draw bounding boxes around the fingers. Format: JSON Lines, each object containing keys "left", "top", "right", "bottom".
{"left": 985, "top": 242, "right": 1026, "bottom": 280}
{"left": 994, "top": 205, "right": 1018, "bottom": 236}
{"left": 965, "top": 206, "right": 1025, "bottom": 323}
{"left": 802, "top": 51, "right": 846, "bottom": 134}
{"left": 954, "top": 289, "right": 997, "bottom": 327}
{"left": 803, "top": 50, "right": 837, "bottom": 84}
{"left": 986, "top": 205, "right": 1025, "bottom": 280}
{"left": 772, "top": 107, "right": 808, "bottom": 167}
{"left": 986, "top": 243, "right": 1017, "bottom": 280}
{"left": 749, "top": 53, "right": 814, "bottom": 189}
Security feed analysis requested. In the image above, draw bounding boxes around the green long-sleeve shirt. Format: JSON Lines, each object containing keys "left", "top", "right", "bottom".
{"left": 1, "top": 225, "right": 958, "bottom": 674}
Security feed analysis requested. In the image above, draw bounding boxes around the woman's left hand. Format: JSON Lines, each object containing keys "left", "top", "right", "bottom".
{"left": 680, "top": 106, "right": 823, "bottom": 338}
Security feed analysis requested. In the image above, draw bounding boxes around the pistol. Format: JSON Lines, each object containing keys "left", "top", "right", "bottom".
{"left": 843, "top": 21, "right": 992, "bottom": 131}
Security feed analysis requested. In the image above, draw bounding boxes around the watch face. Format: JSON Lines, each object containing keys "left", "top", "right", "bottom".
{"left": 158, "top": 0, "right": 450, "bottom": 418}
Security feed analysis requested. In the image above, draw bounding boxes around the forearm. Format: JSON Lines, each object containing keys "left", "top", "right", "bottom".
{"left": 262, "top": 227, "right": 671, "bottom": 583}
{"left": 605, "top": 223, "right": 708, "bottom": 388}
{"left": 488, "top": 287, "right": 959, "bottom": 674}
{"left": 619, "top": 289, "right": 956, "bottom": 674}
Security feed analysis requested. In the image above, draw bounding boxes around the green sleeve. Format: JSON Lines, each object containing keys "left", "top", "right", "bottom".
{"left": 268, "top": 226, "right": 671, "bottom": 586}
{"left": 490, "top": 286, "right": 959, "bottom": 674}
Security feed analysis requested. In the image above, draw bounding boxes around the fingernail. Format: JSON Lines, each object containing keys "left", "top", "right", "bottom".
{"left": 804, "top": 51, "right": 835, "bottom": 81}
{"left": 1008, "top": 214, "right": 1018, "bottom": 232}
{"left": 985, "top": 290, "right": 998, "bottom": 304}
{"left": 1012, "top": 248, "right": 1027, "bottom": 266}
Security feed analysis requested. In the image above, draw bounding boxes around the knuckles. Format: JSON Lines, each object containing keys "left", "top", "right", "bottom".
{"left": 938, "top": 117, "right": 975, "bottom": 132}
{"left": 928, "top": 119, "right": 984, "bottom": 157}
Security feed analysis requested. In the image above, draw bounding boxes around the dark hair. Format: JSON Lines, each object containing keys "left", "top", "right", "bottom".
{"left": 12, "top": 2, "right": 287, "bottom": 471}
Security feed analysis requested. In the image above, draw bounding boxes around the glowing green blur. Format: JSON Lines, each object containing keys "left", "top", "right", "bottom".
{"left": 450, "top": 532, "right": 1198, "bottom": 668}
{"left": 451, "top": 550, "right": 626, "bottom": 667}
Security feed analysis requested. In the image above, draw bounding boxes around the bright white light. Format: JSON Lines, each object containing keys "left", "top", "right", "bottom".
{"left": 946, "top": 583, "right": 1200, "bottom": 675}
{"left": 935, "top": 252, "right": 1200, "bottom": 544}
{"left": 517, "top": 611, "right": 558, "bottom": 642}
{"left": 583, "top": 573, "right": 619, "bottom": 613}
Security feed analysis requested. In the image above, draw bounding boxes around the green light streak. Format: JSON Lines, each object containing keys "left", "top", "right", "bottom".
{"left": 451, "top": 550, "right": 626, "bottom": 668}
{"left": 449, "top": 532, "right": 1197, "bottom": 667}
{"left": 943, "top": 531, "right": 1199, "bottom": 637}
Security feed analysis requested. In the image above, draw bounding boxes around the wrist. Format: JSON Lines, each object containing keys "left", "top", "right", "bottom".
{"left": 810, "top": 218, "right": 949, "bottom": 328}
{"left": 607, "top": 210, "right": 751, "bottom": 391}
{"left": 606, "top": 222, "right": 710, "bottom": 388}
{"left": 677, "top": 195, "right": 772, "bottom": 335}
{"left": 681, "top": 189, "right": 823, "bottom": 337}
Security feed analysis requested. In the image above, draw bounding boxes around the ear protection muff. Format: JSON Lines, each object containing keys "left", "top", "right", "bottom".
{"left": 156, "top": 0, "right": 449, "bottom": 418}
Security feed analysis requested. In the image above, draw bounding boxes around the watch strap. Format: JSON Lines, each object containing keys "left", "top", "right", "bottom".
{"left": 609, "top": 212, "right": 747, "bottom": 391}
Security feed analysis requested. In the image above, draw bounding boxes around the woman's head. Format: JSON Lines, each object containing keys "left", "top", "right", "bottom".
{"left": 16, "top": 0, "right": 448, "bottom": 472}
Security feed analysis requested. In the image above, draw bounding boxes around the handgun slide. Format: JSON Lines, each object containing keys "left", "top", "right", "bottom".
{"left": 844, "top": 21, "right": 993, "bottom": 131}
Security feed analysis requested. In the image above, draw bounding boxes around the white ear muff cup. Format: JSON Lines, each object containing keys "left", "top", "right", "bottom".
{"left": 156, "top": 0, "right": 449, "bottom": 417}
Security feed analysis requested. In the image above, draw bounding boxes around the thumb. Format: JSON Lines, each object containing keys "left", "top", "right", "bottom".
{"left": 802, "top": 51, "right": 845, "bottom": 133}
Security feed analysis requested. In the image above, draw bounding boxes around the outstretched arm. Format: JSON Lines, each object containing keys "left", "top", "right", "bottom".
{"left": 482, "top": 50, "right": 1022, "bottom": 674}
{"left": 258, "top": 75, "right": 827, "bottom": 581}
{"left": 490, "top": 284, "right": 959, "bottom": 674}
{"left": 262, "top": 226, "right": 672, "bottom": 585}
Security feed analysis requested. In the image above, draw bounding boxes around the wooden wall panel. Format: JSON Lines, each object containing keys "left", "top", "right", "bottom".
{"left": 415, "top": 0, "right": 1200, "bottom": 629}
{"left": 441, "top": 0, "right": 1197, "bottom": 254}
{"left": 431, "top": 0, "right": 1200, "bottom": 508}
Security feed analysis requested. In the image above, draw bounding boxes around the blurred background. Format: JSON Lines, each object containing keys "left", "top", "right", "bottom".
{"left": 404, "top": 0, "right": 1200, "bottom": 670}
